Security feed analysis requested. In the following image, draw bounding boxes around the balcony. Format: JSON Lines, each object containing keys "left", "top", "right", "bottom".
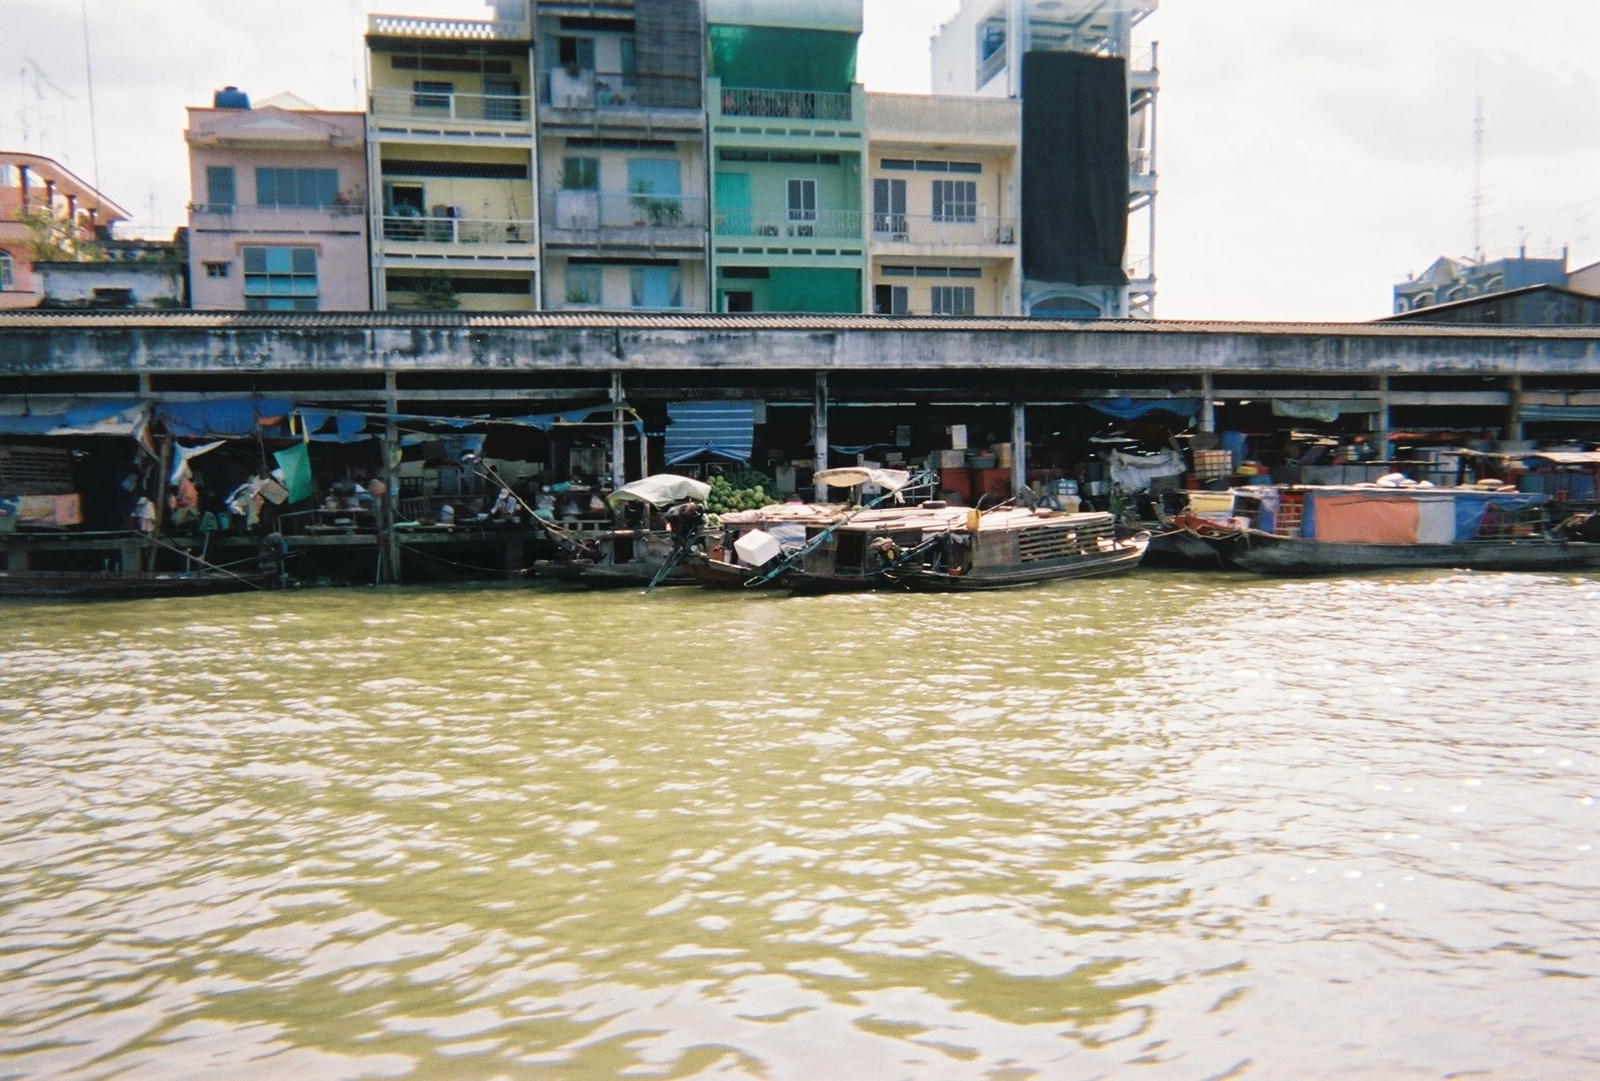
{"left": 369, "top": 88, "right": 533, "bottom": 130}
{"left": 380, "top": 212, "right": 535, "bottom": 247}
{"left": 189, "top": 201, "right": 368, "bottom": 233}
{"left": 367, "top": 14, "right": 530, "bottom": 43}
{"left": 538, "top": 69, "right": 702, "bottom": 123}
{"left": 714, "top": 207, "right": 861, "bottom": 241}
{"left": 717, "top": 86, "right": 852, "bottom": 123}
{"left": 541, "top": 190, "right": 706, "bottom": 250}
{"left": 870, "top": 213, "right": 1016, "bottom": 250}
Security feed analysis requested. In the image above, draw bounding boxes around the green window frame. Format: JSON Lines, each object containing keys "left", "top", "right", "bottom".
{"left": 242, "top": 246, "right": 318, "bottom": 311}
{"left": 205, "top": 166, "right": 235, "bottom": 210}
{"left": 255, "top": 168, "right": 339, "bottom": 208}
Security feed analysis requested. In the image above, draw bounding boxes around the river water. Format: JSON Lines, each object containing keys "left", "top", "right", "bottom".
{"left": 1, "top": 569, "right": 1597, "bottom": 1079}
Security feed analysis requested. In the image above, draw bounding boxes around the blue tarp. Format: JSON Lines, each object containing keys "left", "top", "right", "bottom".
{"left": 0, "top": 399, "right": 148, "bottom": 436}
{"left": 298, "top": 409, "right": 372, "bottom": 443}
{"left": 1087, "top": 397, "right": 1200, "bottom": 421}
{"left": 665, "top": 401, "right": 754, "bottom": 465}
{"left": 1453, "top": 490, "right": 1545, "bottom": 540}
{"left": 159, "top": 399, "right": 294, "bottom": 438}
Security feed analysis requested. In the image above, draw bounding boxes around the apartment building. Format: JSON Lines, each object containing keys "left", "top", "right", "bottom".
{"left": 185, "top": 90, "right": 369, "bottom": 311}
{"left": 705, "top": 0, "right": 867, "bottom": 313}
{"left": 535, "top": 0, "right": 707, "bottom": 312}
{"left": 1, "top": 152, "right": 130, "bottom": 310}
{"left": 364, "top": 5, "right": 540, "bottom": 311}
{"left": 865, "top": 93, "right": 1020, "bottom": 316}
{"left": 931, "top": 0, "right": 1158, "bottom": 318}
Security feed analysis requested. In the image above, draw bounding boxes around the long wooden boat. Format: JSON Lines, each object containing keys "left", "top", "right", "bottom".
{"left": 1172, "top": 483, "right": 1600, "bottom": 575}
{"left": 685, "top": 502, "right": 851, "bottom": 590}
{"left": 791, "top": 504, "right": 1149, "bottom": 592}
{"left": 0, "top": 567, "right": 278, "bottom": 599}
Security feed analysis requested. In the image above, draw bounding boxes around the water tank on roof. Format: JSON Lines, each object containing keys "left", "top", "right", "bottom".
{"left": 213, "top": 86, "right": 250, "bottom": 109}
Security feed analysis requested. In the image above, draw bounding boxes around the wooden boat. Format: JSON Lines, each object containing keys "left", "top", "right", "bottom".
{"left": 1173, "top": 483, "right": 1600, "bottom": 575}
{"left": 533, "top": 528, "right": 698, "bottom": 587}
{"left": 792, "top": 504, "right": 1148, "bottom": 592}
{"left": 684, "top": 502, "right": 850, "bottom": 590}
{"left": 0, "top": 566, "right": 278, "bottom": 599}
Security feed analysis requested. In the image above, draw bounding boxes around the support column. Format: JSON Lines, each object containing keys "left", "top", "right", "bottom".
{"left": 383, "top": 371, "right": 401, "bottom": 585}
{"left": 1374, "top": 374, "right": 1391, "bottom": 463}
{"left": 1507, "top": 374, "right": 1525, "bottom": 443}
{"left": 812, "top": 373, "right": 830, "bottom": 501}
{"left": 611, "top": 371, "right": 626, "bottom": 492}
{"left": 1199, "top": 373, "right": 1215, "bottom": 434}
{"left": 1011, "top": 400, "right": 1027, "bottom": 498}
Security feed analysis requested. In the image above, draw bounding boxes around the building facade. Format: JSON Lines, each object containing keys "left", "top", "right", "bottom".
{"left": 1393, "top": 251, "right": 1570, "bottom": 315}
{"left": 930, "top": 0, "right": 1158, "bottom": 318}
{"left": 185, "top": 91, "right": 370, "bottom": 311}
{"left": 1, "top": 152, "right": 130, "bottom": 310}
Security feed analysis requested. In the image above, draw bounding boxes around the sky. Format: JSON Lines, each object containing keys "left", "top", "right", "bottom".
{"left": 4, "top": 0, "right": 1598, "bottom": 322}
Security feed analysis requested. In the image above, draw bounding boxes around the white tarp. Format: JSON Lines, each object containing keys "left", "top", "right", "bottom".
{"left": 606, "top": 473, "right": 712, "bottom": 508}
{"left": 814, "top": 467, "right": 912, "bottom": 492}
{"left": 1108, "top": 448, "right": 1186, "bottom": 493}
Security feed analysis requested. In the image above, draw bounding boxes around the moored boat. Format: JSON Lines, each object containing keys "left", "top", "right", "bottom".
{"left": 1172, "top": 482, "right": 1600, "bottom": 575}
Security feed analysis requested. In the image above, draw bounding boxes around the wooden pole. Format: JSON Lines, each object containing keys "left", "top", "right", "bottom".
{"left": 1010, "top": 399, "right": 1026, "bottom": 498}
{"left": 611, "top": 371, "right": 625, "bottom": 493}
{"left": 1374, "top": 373, "right": 1391, "bottom": 462}
{"left": 1507, "top": 373, "right": 1525, "bottom": 443}
{"left": 383, "top": 371, "right": 401, "bottom": 584}
{"left": 813, "top": 372, "right": 829, "bottom": 501}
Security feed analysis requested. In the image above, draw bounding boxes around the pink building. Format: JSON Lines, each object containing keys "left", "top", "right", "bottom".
{"left": 1, "top": 152, "right": 131, "bottom": 310}
{"left": 186, "top": 90, "right": 370, "bottom": 311}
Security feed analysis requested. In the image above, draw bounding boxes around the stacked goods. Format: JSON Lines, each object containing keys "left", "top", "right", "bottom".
{"left": 1193, "top": 449, "right": 1233, "bottom": 480}
{"left": 705, "top": 470, "right": 779, "bottom": 514}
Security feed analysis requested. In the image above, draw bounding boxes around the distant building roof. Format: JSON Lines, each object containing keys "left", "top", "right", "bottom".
{"left": 1377, "top": 282, "right": 1600, "bottom": 326}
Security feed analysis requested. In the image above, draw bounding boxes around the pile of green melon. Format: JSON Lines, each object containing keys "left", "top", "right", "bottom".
{"left": 705, "top": 471, "right": 779, "bottom": 515}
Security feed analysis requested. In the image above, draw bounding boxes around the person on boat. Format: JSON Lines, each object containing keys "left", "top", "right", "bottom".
{"left": 664, "top": 499, "right": 705, "bottom": 552}
{"left": 492, "top": 487, "right": 520, "bottom": 522}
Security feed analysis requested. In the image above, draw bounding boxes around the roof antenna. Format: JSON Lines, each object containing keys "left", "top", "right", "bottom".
{"left": 1471, "top": 95, "right": 1484, "bottom": 264}
{"left": 80, "top": 0, "right": 103, "bottom": 222}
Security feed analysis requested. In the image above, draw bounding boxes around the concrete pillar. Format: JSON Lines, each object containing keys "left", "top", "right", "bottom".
{"left": 812, "top": 372, "right": 829, "bottom": 501}
{"left": 1374, "top": 374, "right": 1391, "bottom": 462}
{"left": 383, "top": 371, "right": 401, "bottom": 584}
{"left": 1507, "top": 374, "right": 1525, "bottom": 442}
{"left": 1199, "top": 373, "right": 1215, "bottom": 433}
{"left": 611, "top": 371, "right": 626, "bottom": 491}
{"left": 1010, "top": 400, "right": 1027, "bottom": 497}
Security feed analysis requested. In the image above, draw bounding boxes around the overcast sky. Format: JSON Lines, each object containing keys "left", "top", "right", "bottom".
{"left": 4, "top": 0, "right": 1597, "bottom": 321}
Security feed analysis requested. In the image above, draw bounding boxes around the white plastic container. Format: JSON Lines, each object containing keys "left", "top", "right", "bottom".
{"left": 734, "top": 529, "right": 782, "bottom": 567}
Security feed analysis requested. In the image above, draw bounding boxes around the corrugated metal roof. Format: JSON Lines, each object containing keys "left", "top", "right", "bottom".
{"left": 2, "top": 309, "right": 1598, "bottom": 340}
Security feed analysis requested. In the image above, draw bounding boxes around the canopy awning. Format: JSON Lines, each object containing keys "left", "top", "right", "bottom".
{"left": 606, "top": 474, "right": 711, "bottom": 508}
{"left": 0, "top": 398, "right": 149, "bottom": 437}
{"left": 814, "top": 467, "right": 912, "bottom": 491}
{"left": 664, "top": 401, "right": 754, "bottom": 465}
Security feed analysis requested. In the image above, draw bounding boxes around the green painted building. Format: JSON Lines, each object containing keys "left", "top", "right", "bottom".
{"left": 705, "top": 0, "right": 866, "bottom": 313}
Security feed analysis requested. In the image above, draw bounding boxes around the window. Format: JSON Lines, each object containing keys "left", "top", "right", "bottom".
{"left": 0, "top": 251, "right": 12, "bottom": 290}
{"left": 242, "top": 246, "right": 318, "bottom": 311}
{"left": 205, "top": 166, "right": 235, "bottom": 210}
{"left": 483, "top": 76, "right": 522, "bottom": 121}
{"left": 256, "top": 168, "right": 339, "bottom": 208}
{"left": 413, "top": 79, "right": 454, "bottom": 112}
{"left": 932, "top": 180, "right": 977, "bottom": 223}
{"left": 630, "top": 266, "right": 682, "bottom": 309}
{"left": 873, "top": 284, "right": 908, "bottom": 315}
{"left": 565, "top": 264, "right": 601, "bottom": 305}
{"left": 873, "top": 177, "right": 907, "bottom": 236}
{"left": 558, "top": 37, "right": 595, "bottom": 71}
{"left": 930, "top": 285, "right": 975, "bottom": 316}
{"left": 561, "top": 157, "right": 599, "bottom": 190}
{"left": 787, "top": 179, "right": 817, "bottom": 221}
{"left": 203, "top": 261, "right": 231, "bottom": 279}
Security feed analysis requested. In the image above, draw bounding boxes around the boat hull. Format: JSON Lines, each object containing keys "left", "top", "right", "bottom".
{"left": 894, "top": 538, "right": 1148, "bottom": 591}
{"left": 1225, "top": 532, "right": 1600, "bottom": 575}
{"left": 0, "top": 569, "right": 277, "bottom": 600}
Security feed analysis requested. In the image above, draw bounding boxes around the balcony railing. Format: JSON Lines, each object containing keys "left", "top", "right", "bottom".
{"left": 544, "top": 190, "right": 706, "bottom": 233}
{"left": 870, "top": 213, "right": 1016, "bottom": 247}
{"left": 540, "top": 69, "right": 701, "bottom": 111}
{"left": 190, "top": 201, "right": 366, "bottom": 217}
{"left": 381, "top": 213, "right": 535, "bottom": 245}
{"left": 716, "top": 86, "right": 852, "bottom": 122}
{"left": 976, "top": 45, "right": 1008, "bottom": 89}
{"left": 369, "top": 88, "right": 532, "bottom": 124}
{"left": 714, "top": 207, "right": 861, "bottom": 240}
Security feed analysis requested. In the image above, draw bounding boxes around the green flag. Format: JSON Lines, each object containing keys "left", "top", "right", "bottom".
{"left": 273, "top": 443, "right": 314, "bottom": 503}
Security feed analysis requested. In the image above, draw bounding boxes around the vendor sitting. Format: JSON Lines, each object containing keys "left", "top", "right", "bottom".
{"left": 492, "top": 487, "right": 520, "bottom": 522}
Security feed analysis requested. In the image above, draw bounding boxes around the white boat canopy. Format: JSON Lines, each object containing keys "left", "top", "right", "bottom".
{"left": 606, "top": 474, "right": 712, "bottom": 508}
{"left": 813, "top": 467, "right": 912, "bottom": 492}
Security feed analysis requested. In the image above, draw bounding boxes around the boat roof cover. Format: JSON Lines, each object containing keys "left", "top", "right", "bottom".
{"left": 606, "top": 474, "right": 712, "bottom": 508}
{"left": 814, "top": 467, "right": 912, "bottom": 491}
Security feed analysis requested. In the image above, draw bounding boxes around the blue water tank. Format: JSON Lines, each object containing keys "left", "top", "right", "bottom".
{"left": 213, "top": 86, "right": 250, "bottom": 110}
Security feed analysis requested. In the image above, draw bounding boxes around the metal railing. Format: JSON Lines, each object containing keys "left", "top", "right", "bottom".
{"left": 716, "top": 86, "right": 852, "bottom": 122}
{"left": 540, "top": 69, "right": 701, "bottom": 111}
{"left": 976, "top": 46, "right": 1008, "bottom": 88}
{"left": 543, "top": 191, "right": 706, "bottom": 232}
{"left": 369, "top": 88, "right": 532, "bottom": 124}
{"left": 713, "top": 207, "right": 862, "bottom": 240}
{"left": 870, "top": 213, "right": 1016, "bottom": 247}
{"left": 381, "top": 214, "right": 535, "bottom": 244}
{"left": 189, "top": 201, "right": 366, "bottom": 217}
